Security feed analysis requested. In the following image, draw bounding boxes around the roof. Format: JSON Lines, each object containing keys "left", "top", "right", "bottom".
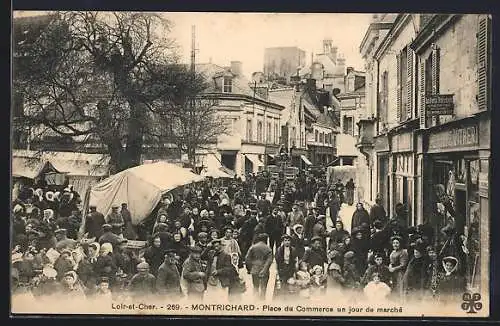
{"left": 301, "top": 92, "right": 336, "bottom": 129}
{"left": 195, "top": 63, "right": 266, "bottom": 101}
{"left": 12, "top": 149, "right": 110, "bottom": 176}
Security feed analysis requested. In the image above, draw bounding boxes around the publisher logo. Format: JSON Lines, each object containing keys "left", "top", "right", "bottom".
{"left": 461, "top": 293, "right": 482, "bottom": 313}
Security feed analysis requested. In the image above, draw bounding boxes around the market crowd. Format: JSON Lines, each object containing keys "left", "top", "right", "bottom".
{"left": 11, "top": 168, "right": 476, "bottom": 304}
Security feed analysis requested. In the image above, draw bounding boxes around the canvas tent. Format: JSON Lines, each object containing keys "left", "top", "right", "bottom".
{"left": 327, "top": 165, "right": 357, "bottom": 186}
{"left": 201, "top": 166, "right": 235, "bottom": 179}
{"left": 89, "top": 161, "right": 205, "bottom": 225}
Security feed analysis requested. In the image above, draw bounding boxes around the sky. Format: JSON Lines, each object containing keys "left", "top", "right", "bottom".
{"left": 13, "top": 11, "right": 373, "bottom": 79}
{"left": 165, "top": 13, "right": 372, "bottom": 78}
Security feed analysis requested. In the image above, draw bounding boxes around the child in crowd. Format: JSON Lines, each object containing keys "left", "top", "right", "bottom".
{"left": 310, "top": 265, "right": 327, "bottom": 296}
{"left": 296, "top": 261, "right": 311, "bottom": 299}
{"left": 363, "top": 272, "right": 391, "bottom": 301}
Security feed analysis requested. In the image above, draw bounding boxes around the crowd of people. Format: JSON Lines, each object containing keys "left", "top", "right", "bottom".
{"left": 11, "top": 167, "right": 474, "bottom": 305}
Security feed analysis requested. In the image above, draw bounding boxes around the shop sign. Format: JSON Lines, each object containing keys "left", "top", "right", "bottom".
{"left": 479, "top": 172, "right": 489, "bottom": 197}
{"left": 374, "top": 135, "right": 390, "bottom": 152}
{"left": 391, "top": 132, "right": 413, "bottom": 153}
{"left": 428, "top": 125, "right": 479, "bottom": 152}
{"left": 425, "top": 94, "right": 454, "bottom": 116}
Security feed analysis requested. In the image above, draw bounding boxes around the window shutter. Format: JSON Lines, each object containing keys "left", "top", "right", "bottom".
{"left": 419, "top": 59, "right": 426, "bottom": 129}
{"left": 396, "top": 53, "right": 402, "bottom": 122}
{"left": 406, "top": 48, "right": 414, "bottom": 120}
{"left": 431, "top": 44, "right": 440, "bottom": 95}
{"left": 477, "top": 15, "right": 491, "bottom": 111}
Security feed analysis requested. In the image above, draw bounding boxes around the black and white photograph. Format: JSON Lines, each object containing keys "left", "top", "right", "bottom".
{"left": 10, "top": 11, "right": 491, "bottom": 317}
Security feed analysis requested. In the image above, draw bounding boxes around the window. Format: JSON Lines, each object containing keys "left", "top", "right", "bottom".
{"left": 315, "top": 130, "right": 319, "bottom": 142}
{"left": 333, "top": 134, "right": 337, "bottom": 147}
{"left": 291, "top": 127, "right": 296, "bottom": 146}
{"left": 320, "top": 132, "right": 324, "bottom": 144}
{"left": 274, "top": 122, "right": 279, "bottom": 144}
{"left": 424, "top": 44, "right": 441, "bottom": 126}
{"left": 223, "top": 77, "right": 232, "bottom": 93}
{"left": 396, "top": 46, "right": 408, "bottom": 122}
{"left": 478, "top": 15, "right": 492, "bottom": 111}
{"left": 257, "top": 121, "right": 263, "bottom": 143}
{"left": 347, "top": 76, "right": 355, "bottom": 92}
{"left": 246, "top": 119, "right": 253, "bottom": 141}
{"left": 267, "top": 122, "right": 272, "bottom": 143}
{"left": 343, "top": 116, "right": 353, "bottom": 135}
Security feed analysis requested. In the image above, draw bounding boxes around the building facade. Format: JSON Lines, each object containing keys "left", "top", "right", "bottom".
{"left": 194, "top": 62, "right": 284, "bottom": 178}
{"left": 357, "top": 14, "right": 491, "bottom": 284}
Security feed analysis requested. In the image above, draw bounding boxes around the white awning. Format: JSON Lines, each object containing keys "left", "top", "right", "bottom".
{"left": 245, "top": 154, "right": 264, "bottom": 167}
{"left": 300, "top": 155, "right": 312, "bottom": 165}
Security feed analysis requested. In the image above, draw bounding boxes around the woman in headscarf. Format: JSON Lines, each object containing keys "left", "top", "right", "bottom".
{"left": 291, "top": 224, "right": 306, "bottom": 260}
{"left": 436, "top": 256, "right": 466, "bottom": 302}
{"left": 60, "top": 270, "right": 86, "bottom": 299}
{"left": 227, "top": 252, "right": 246, "bottom": 301}
{"left": 38, "top": 209, "right": 57, "bottom": 250}
{"left": 143, "top": 235, "right": 165, "bottom": 277}
{"left": 402, "top": 242, "right": 428, "bottom": 302}
{"left": 77, "top": 242, "right": 99, "bottom": 296}
{"left": 54, "top": 249, "right": 76, "bottom": 281}
{"left": 94, "top": 242, "right": 117, "bottom": 287}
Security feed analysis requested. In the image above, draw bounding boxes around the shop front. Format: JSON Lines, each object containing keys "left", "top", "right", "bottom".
{"left": 422, "top": 115, "right": 489, "bottom": 290}
{"left": 290, "top": 147, "right": 310, "bottom": 169}
{"left": 390, "top": 131, "right": 416, "bottom": 226}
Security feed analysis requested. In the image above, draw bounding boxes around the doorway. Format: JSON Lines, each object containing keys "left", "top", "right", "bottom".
{"left": 221, "top": 153, "right": 237, "bottom": 171}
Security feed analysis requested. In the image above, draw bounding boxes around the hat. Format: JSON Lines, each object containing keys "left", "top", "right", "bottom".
{"left": 281, "top": 234, "right": 292, "bottom": 241}
{"left": 310, "top": 236, "right": 322, "bottom": 243}
{"left": 223, "top": 225, "right": 234, "bottom": 232}
{"left": 344, "top": 251, "right": 355, "bottom": 259}
{"left": 165, "top": 249, "right": 177, "bottom": 256}
{"left": 99, "top": 277, "right": 110, "bottom": 283}
{"left": 102, "top": 224, "right": 112, "bottom": 230}
{"left": 189, "top": 246, "right": 203, "bottom": 253}
{"left": 442, "top": 256, "right": 459, "bottom": 266}
{"left": 111, "top": 205, "right": 119, "bottom": 209}
{"left": 312, "top": 265, "right": 323, "bottom": 273}
{"left": 390, "top": 235, "right": 403, "bottom": 243}
{"left": 64, "top": 270, "right": 77, "bottom": 280}
{"left": 374, "top": 252, "right": 384, "bottom": 259}
{"left": 256, "top": 233, "right": 269, "bottom": 243}
{"left": 55, "top": 228, "right": 67, "bottom": 234}
{"left": 317, "top": 214, "right": 326, "bottom": 220}
{"left": 197, "top": 232, "right": 208, "bottom": 238}
{"left": 137, "top": 261, "right": 150, "bottom": 270}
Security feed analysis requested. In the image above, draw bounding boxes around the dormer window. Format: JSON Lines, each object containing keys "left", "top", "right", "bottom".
{"left": 347, "top": 75, "right": 355, "bottom": 92}
{"left": 223, "top": 76, "right": 233, "bottom": 93}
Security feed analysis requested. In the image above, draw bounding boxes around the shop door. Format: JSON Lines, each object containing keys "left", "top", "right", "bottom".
{"left": 455, "top": 189, "right": 467, "bottom": 235}
{"left": 402, "top": 176, "right": 409, "bottom": 225}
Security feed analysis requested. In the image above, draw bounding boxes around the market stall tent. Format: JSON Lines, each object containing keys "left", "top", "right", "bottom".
{"left": 89, "top": 161, "right": 205, "bottom": 225}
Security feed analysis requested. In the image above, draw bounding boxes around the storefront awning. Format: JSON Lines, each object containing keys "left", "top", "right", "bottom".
{"left": 300, "top": 155, "right": 312, "bottom": 166}
{"left": 245, "top": 154, "right": 264, "bottom": 167}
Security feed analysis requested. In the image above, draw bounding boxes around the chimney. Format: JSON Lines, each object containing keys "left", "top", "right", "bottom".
{"left": 231, "top": 61, "right": 242, "bottom": 76}
{"left": 346, "top": 67, "right": 354, "bottom": 75}
{"left": 323, "top": 39, "right": 332, "bottom": 55}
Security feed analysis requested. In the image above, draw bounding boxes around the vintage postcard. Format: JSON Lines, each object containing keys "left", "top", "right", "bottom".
{"left": 11, "top": 11, "right": 491, "bottom": 318}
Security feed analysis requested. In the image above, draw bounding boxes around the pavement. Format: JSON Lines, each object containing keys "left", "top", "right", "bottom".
{"left": 239, "top": 203, "right": 358, "bottom": 302}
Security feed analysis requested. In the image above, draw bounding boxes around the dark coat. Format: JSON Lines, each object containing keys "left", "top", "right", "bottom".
{"left": 98, "top": 232, "right": 122, "bottom": 250}
{"left": 156, "top": 261, "right": 182, "bottom": 296}
{"left": 402, "top": 256, "right": 428, "bottom": 295}
{"left": 361, "top": 264, "right": 391, "bottom": 285}
{"left": 291, "top": 233, "right": 306, "bottom": 259}
{"left": 275, "top": 245, "right": 298, "bottom": 281}
{"left": 245, "top": 242, "right": 273, "bottom": 276}
{"left": 129, "top": 273, "right": 156, "bottom": 297}
{"left": 94, "top": 254, "right": 118, "bottom": 281}
{"left": 143, "top": 246, "right": 165, "bottom": 276}
{"left": 301, "top": 247, "right": 328, "bottom": 269}
{"left": 265, "top": 214, "right": 284, "bottom": 238}
{"left": 328, "top": 229, "right": 350, "bottom": 249}
{"left": 85, "top": 211, "right": 106, "bottom": 239}
{"left": 369, "top": 204, "right": 387, "bottom": 226}
{"left": 205, "top": 250, "right": 234, "bottom": 288}
{"left": 351, "top": 208, "right": 370, "bottom": 230}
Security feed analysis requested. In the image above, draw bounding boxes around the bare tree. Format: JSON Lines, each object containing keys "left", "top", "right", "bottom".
{"left": 14, "top": 12, "right": 226, "bottom": 174}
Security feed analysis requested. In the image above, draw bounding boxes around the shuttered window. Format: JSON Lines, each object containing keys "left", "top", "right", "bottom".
{"left": 406, "top": 48, "right": 414, "bottom": 119}
{"left": 419, "top": 59, "right": 426, "bottom": 129}
{"left": 477, "top": 15, "right": 491, "bottom": 111}
{"left": 431, "top": 44, "right": 440, "bottom": 95}
{"left": 396, "top": 53, "right": 402, "bottom": 122}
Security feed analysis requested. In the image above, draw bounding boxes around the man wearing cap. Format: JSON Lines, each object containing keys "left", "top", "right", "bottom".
{"left": 301, "top": 236, "right": 328, "bottom": 273}
{"left": 275, "top": 234, "right": 298, "bottom": 291}
{"left": 257, "top": 193, "right": 272, "bottom": 216}
{"left": 98, "top": 224, "right": 122, "bottom": 250}
{"left": 265, "top": 207, "right": 285, "bottom": 254}
{"left": 205, "top": 239, "right": 235, "bottom": 298}
{"left": 312, "top": 215, "right": 327, "bottom": 250}
{"left": 55, "top": 228, "right": 77, "bottom": 252}
{"left": 129, "top": 261, "right": 156, "bottom": 299}
{"left": 245, "top": 233, "right": 273, "bottom": 300}
{"left": 156, "top": 250, "right": 183, "bottom": 298}
{"left": 85, "top": 206, "right": 106, "bottom": 240}
{"left": 182, "top": 246, "right": 207, "bottom": 300}
{"left": 120, "top": 203, "right": 137, "bottom": 240}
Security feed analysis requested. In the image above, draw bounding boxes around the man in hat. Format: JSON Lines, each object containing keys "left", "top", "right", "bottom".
{"left": 129, "top": 261, "right": 156, "bottom": 299}
{"left": 257, "top": 193, "right": 272, "bottom": 216}
{"left": 120, "top": 203, "right": 137, "bottom": 240}
{"left": 265, "top": 207, "right": 285, "bottom": 254}
{"left": 156, "top": 249, "right": 183, "bottom": 298}
{"left": 245, "top": 233, "right": 273, "bottom": 300}
{"left": 55, "top": 229, "right": 77, "bottom": 252}
{"left": 195, "top": 232, "right": 210, "bottom": 253}
{"left": 85, "top": 205, "right": 106, "bottom": 240}
{"left": 182, "top": 245, "right": 207, "bottom": 300}
{"left": 402, "top": 242, "right": 428, "bottom": 300}
{"left": 98, "top": 224, "right": 122, "bottom": 250}
{"left": 153, "top": 223, "right": 174, "bottom": 251}
{"left": 220, "top": 226, "right": 241, "bottom": 257}
{"left": 275, "top": 234, "right": 298, "bottom": 292}
{"left": 370, "top": 195, "right": 387, "bottom": 227}
{"left": 106, "top": 205, "right": 124, "bottom": 231}
{"left": 302, "top": 236, "right": 328, "bottom": 273}
{"left": 312, "top": 215, "right": 327, "bottom": 250}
